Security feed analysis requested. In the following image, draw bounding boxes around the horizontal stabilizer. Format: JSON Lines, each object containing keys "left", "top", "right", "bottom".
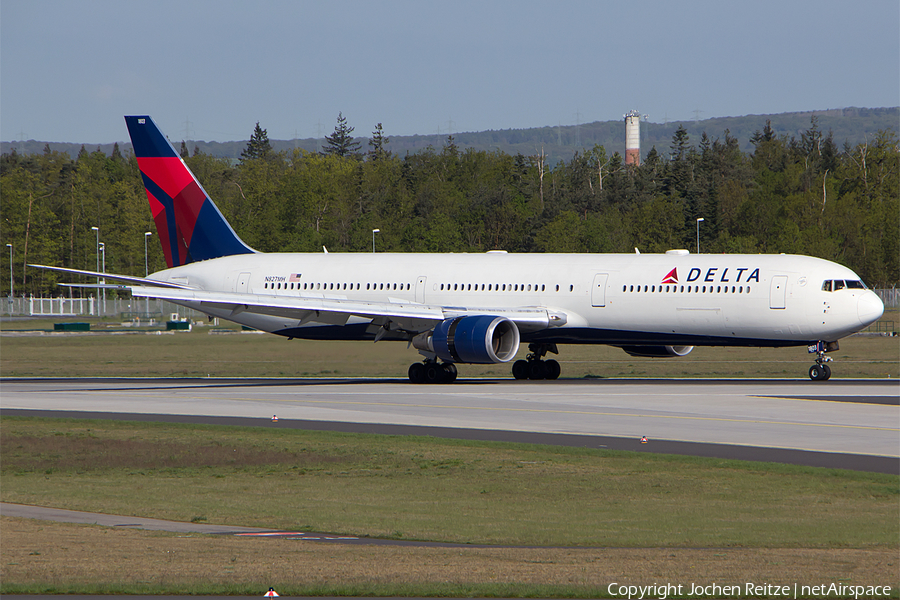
{"left": 29, "top": 264, "right": 195, "bottom": 289}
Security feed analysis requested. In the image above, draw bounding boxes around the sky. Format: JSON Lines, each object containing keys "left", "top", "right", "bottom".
{"left": 2, "top": 0, "right": 898, "bottom": 144}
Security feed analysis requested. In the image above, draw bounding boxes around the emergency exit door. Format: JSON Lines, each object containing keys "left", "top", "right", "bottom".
{"left": 769, "top": 275, "right": 787, "bottom": 309}
{"left": 591, "top": 273, "right": 608, "bottom": 307}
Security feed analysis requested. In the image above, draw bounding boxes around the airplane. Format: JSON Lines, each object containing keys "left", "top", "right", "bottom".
{"left": 34, "top": 116, "right": 885, "bottom": 383}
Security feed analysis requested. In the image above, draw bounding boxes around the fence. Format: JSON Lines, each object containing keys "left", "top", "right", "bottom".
{"left": 874, "top": 287, "right": 899, "bottom": 309}
{"left": 3, "top": 296, "right": 205, "bottom": 320}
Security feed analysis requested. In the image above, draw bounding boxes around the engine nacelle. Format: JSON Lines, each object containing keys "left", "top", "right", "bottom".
{"left": 620, "top": 345, "right": 694, "bottom": 358}
{"left": 413, "top": 316, "right": 520, "bottom": 364}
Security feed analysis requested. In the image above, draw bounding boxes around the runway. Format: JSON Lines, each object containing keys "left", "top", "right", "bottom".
{"left": 1, "top": 378, "right": 897, "bottom": 473}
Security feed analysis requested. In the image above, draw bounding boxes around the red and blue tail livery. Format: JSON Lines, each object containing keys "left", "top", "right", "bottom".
{"left": 125, "top": 116, "right": 254, "bottom": 268}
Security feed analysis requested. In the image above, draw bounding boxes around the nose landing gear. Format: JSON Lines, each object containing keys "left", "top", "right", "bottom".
{"left": 808, "top": 341, "right": 837, "bottom": 381}
{"left": 809, "top": 362, "right": 832, "bottom": 381}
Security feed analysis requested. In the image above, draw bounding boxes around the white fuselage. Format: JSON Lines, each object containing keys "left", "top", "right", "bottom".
{"left": 148, "top": 251, "right": 883, "bottom": 348}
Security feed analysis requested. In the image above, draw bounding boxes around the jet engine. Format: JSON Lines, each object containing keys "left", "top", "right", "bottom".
{"left": 620, "top": 345, "right": 694, "bottom": 358}
{"left": 413, "top": 316, "right": 520, "bottom": 364}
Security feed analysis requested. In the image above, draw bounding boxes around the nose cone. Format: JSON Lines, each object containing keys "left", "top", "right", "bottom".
{"left": 858, "top": 291, "right": 884, "bottom": 326}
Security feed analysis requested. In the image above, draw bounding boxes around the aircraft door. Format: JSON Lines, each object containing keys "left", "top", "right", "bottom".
{"left": 591, "top": 273, "right": 608, "bottom": 307}
{"left": 415, "top": 276, "right": 427, "bottom": 303}
{"left": 769, "top": 275, "right": 787, "bottom": 309}
{"left": 235, "top": 272, "right": 251, "bottom": 293}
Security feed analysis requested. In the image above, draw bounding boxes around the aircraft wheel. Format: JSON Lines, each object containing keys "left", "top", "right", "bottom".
{"left": 528, "top": 360, "right": 547, "bottom": 380}
{"left": 809, "top": 364, "right": 828, "bottom": 381}
{"left": 425, "top": 362, "right": 445, "bottom": 384}
{"left": 545, "top": 359, "right": 561, "bottom": 380}
{"left": 408, "top": 362, "right": 426, "bottom": 384}
{"left": 822, "top": 364, "right": 832, "bottom": 380}
{"left": 443, "top": 363, "right": 458, "bottom": 383}
{"left": 512, "top": 360, "right": 529, "bottom": 380}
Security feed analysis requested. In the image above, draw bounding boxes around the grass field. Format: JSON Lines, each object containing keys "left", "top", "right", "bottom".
{"left": 1, "top": 416, "right": 898, "bottom": 596}
{"left": 1, "top": 312, "right": 897, "bottom": 597}
{"left": 1, "top": 309, "right": 897, "bottom": 379}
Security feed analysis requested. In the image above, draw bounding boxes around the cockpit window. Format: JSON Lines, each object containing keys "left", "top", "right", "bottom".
{"left": 822, "top": 279, "right": 868, "bottom": 292}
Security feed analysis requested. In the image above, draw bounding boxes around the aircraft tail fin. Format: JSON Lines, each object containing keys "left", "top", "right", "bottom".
{"left": 125, "top": 116, "right": 255, "bottom": 268}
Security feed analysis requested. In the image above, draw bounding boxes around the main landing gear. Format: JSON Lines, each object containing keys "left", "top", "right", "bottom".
{"left": 408, "top": 360, "right": 457, "bottom": 384}
{"left": 512, "top": 343, "right": 561, "bottom": 380}
{"left": 808, "top": 340, "right": 837, "bottom": 381}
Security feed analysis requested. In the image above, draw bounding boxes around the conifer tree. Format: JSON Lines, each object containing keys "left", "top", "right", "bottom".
{"left": 368, "top": 123, "right": 389, "bottom": 160}
{"left": 323, "top": 112, "right": 361, "bottom": 157}
{"left": 241, "top": 122, "right": 272, "bottom": 163}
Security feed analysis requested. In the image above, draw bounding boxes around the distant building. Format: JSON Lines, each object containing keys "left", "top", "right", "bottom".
{"left": 624, "top": 110, "right": 641, "bottom": 166}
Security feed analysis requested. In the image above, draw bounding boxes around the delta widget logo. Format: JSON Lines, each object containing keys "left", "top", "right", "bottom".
{"left": 661, "top": 266, "right": 761, "bottom": 284}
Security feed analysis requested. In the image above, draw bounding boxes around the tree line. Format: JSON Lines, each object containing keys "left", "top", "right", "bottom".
{"left": 1, "top": 116, "right": 897, "bottom": 297}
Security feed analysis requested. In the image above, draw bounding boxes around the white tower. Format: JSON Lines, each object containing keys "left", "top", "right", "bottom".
{"left": 624, "top": 110, "right": 641, "bottom": 166}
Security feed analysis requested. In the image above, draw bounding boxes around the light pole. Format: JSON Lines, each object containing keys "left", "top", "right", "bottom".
{"left": 372, "top": 228, "right": 380, "bottom": 253}
{"left": 144, "top": 231, "right": 152, "bottom": 317}
{"left": 696, "top": 218, "right": 704, "bottom": 254}
{"left": 91, "top": 226, "right": 99, "bottom": 270}
{"left": 91, "top": 226, "right": 100, "bottom": 300}
{"left": 99, "top": 242, "right": 106, "bottom": 316}
{"left": 144, "top": 232, "right": 152, "bottom": 277}
{"left": 6, "top": 244, "right": 12, "bottom": 305}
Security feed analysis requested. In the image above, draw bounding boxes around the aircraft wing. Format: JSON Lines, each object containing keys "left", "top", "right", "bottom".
{"left": 129, "top": 285, "right": 564, "bottom": 334}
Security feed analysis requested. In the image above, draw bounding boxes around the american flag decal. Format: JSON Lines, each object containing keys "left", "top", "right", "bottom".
{"left": 289, "top": 273, "right": 302, "bottom": 282}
